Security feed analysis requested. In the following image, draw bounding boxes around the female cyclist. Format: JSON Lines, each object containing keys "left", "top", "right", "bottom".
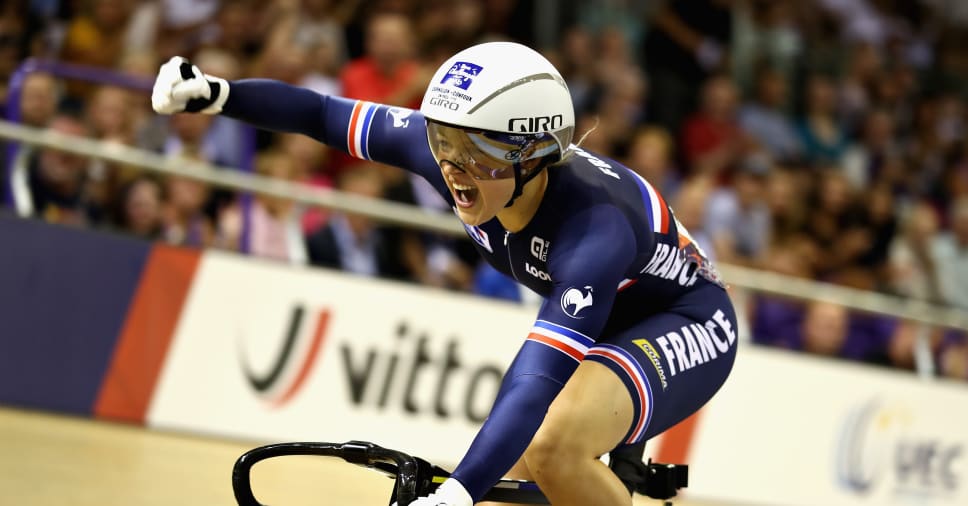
{"left": 152, "top": 41, "right": 738, "bottom": 506}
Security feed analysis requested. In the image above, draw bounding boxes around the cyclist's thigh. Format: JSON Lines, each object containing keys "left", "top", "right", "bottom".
{"left": 586, "top": 283, "right": 738, "bottom": 445}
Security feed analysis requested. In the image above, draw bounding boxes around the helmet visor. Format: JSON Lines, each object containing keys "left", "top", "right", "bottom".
{"left": 426, "top": 120, "right": 560, "bottom": 180}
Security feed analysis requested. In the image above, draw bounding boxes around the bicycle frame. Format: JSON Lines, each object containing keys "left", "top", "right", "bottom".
{"left": 232, "top": 440, "right": 686, "bottom": 505}
{"left": 231, "top": 440, "right": 549, "bottom": 505}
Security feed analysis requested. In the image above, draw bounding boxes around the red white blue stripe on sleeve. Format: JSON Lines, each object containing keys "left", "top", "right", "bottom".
{"left": 347, "top": 100, "right": 378, "bottom": 159}
{"left": 526, "top": 320, "right": 595, "bottom": 363}
{"left": 629, "top": 171, "right": 670, "bottom": 234}
{"left": 586, "top": 344, "right": 654, "bottom": 444}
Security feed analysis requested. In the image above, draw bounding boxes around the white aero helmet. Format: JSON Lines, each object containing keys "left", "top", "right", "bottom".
{"left": 421, "top": 42, "right": 575, "bottom": 183}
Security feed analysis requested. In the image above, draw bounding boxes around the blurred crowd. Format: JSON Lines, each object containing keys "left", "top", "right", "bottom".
{"left": 0, "top": 0, "right": 966, "bottom": 381}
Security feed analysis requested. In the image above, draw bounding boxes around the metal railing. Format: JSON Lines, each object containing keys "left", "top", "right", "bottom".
{"left": 2, "top": 118, "right": 966, "bottom": 378}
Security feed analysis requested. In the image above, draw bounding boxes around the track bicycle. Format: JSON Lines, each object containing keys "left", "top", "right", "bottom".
{"left": 232, "top": 440, "right": 688, "bottom": 505}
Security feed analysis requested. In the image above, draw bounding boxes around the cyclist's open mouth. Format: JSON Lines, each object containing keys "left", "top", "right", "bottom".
{"left": 452, "top": 181, "right": 479, "bottom": 208}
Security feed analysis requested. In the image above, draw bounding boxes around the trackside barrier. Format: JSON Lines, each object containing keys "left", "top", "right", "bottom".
{"left": 1, "top": 118, "right": 965, "bottom": 374}
{"left": 2, "top": 217, "right": 966, "bottom": 506}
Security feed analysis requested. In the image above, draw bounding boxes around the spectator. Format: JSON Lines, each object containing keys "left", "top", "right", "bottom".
{"left": 938, "top": 333, "right": 968, "bottom": 381}
{"left": 704, "top": 152, "right": 772, "bottom": 266}
{"left": 219, "top": 151, "right": 308, "bottom": 264}
{"left": 86, "top": 85, "right": 136, "bottom": 143}
{"left": 25, "top": 112, "right": 101, "bottom": 226}
{"left": 112, "top": 174, "right": 164, "bottom": 240}
{"left": 802, "top": 169, "right": 870, "bottom": 278}
{"left": 935, "top": 196, "right": 968, "bottom": 309}
{"left": 671, "top": 176, "right": 717, "bottom": 261}
{"left": 730, "top": 0, "right": 802, "bottom": 96}
{"left": 160, "top": 155, "right": 214, "bottom": 248}
{"left": 842, "top": 108, "right": 903, "bottom": 191}
{"left": 764, "top": 166, "right": 808, "bottom": 246}
{"left": 796, "top": 73, "right": 850, "bottom": 167}
{"left": 888, "top": 201, "right": 943, "bottom": 302}
{"left": 681, "top": 74, "right": 752, "bottom": 177}
{"left": 59, "top": 0, "right": 132, "bottom": 100}
{"left": 305, "top": 165, "right": 412, "bottom": 280}
{"left": 555, "top": 26, "right": 599, "bottom": 116}
{"left": 643, "top": 0, "right": 735, "bottom": 134}
{"left": 738, "top": 66, "right": 802, "bottom": 162}
{"left": 798, "top": 301, "right": 849, "bottom": 357}
{"left": 340, "top": 10, "right": 423, "bottom": 108}
{"left": 624, "top": 126, "right": 680, "bottom": 197}
{"left": 19, "top": 72, "right": 61, "bottom": 127}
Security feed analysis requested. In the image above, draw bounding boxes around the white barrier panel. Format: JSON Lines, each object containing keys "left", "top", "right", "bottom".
{"left": 686, "top": 347, "right": 968, "bottom": 506}
{"left": 147, "top": 251, "right": 535, "bottom": 467}
{"left": 148, "top": 251, "right": 968, "bottom": 505}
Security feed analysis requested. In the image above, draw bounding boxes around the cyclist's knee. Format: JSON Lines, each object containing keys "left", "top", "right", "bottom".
{"left": 524, "top": 427, "right": 578, "bottom": 478}
{"left": 524, "top": 413, "right": 591, "bottom": 477}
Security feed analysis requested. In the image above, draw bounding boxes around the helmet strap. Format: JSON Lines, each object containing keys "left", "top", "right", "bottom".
{"left": 504, "top": 162, "right": 548, "bottom": 207}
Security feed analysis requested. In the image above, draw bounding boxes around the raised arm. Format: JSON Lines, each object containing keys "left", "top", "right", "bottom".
{"left": 151, "top": 56, "right": 446, "bottom": 188}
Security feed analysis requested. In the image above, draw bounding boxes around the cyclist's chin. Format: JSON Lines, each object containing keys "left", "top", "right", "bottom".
{"left": 455, "top": 205, "right": 495, "bottom": 226}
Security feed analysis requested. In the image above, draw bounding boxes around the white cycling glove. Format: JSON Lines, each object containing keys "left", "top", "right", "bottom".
{"left": 392, "top": 478, "right": 473, "bottom": 506}
{"left": 151, "top": 56, "right": 230, "bottom": 115}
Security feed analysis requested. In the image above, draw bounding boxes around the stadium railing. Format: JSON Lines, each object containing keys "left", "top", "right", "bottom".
{"left": 1, "top": 118, "right": 966, "bottom": 378}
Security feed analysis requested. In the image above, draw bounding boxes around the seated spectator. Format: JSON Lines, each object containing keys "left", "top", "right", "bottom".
{"left": 680, "top": 75, "right": 753, "bottom": 177}
{"left": 276, "top": 133, "right": 335, "bottom": 235}
{"left": 798, "top": 301, "right": 849, "bottom": 357}
{"left": 25, "top": 112, "right": 102, "bottom": 226}
{"left": 671, "top": 176, "right": 717, "bottom": 261}
{"left": 340, "top": 10, "right": 422, "bottom": 108}
{"left": 803, "top": 169, "right": 871, "bottom": 278}
{"left": 112, "top": 174, "right": 164, "bottom": 240}
{"left": 764, "top": 166, "right": 809, "bottom": 245}
{"left": 219, "top": 151, "right": 308, "bottom": 264}
{"left": 59, "top": 0, "right": 133, "bottom": 101}
{"left": 705, "top": 152, "right": 772, "bottom": 266}
{"left": 842, "top": 108, "right": 903, "bottom": 190}
{"left": 888, "top": 201, "right": 943, "bottom": 302}
{"left": 738, "top": 66, "right": 802, "bottom": 162}
{"left": 305, "top": 165, "right": 412, "bottom": 281}
{"left": 624, "top": 125, "right": 681, "bottom": 197}
{"left": 935, "top": 196, "right": 968, "bottom": 309}
{"left": 19, "top": 72, "right": 61, "bottom": 127}
{"left": 160, "top": 154, "right": 214, "bottom": 248}
{"left": 796, "top": 73, "right": 849, "bottom": 167}
{"left": 938, "top": 332, "right": 968, "bottom": 381}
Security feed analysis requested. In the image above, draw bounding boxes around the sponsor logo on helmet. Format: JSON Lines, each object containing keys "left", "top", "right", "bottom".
{"left": 561, "top": 286, "right": 594, "bottom": 318}
{"left": 429, "top": 96, "right": 460, "bottom": 111}
{"left": 508, "top": 115, "right": 563, "bottom": 133}
{"left": 441, "top": 61, "right": 483, "bottom": 90}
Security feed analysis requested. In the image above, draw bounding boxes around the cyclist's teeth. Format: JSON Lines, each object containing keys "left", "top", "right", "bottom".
{"left": 454, "top": 183, "right": 474, "bottom": 191}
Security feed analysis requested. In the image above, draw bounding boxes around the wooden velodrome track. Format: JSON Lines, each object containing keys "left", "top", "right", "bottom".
{"left": 0, "top": 406, "right": 733, "bottom": 506}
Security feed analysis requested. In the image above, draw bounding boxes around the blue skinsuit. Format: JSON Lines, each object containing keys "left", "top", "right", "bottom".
{"left": 221, "top": 80, "right": 739, "bottom": 502}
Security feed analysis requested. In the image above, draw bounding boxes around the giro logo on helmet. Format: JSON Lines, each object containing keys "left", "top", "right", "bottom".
{"left": 429, "top": 97, "right": 460, "bottom": 111}
{"left": 441, "top": 61, "right": 484, "bottom": 90}
{"left": 508, "top": 115, "right": 564, "bottom": 133}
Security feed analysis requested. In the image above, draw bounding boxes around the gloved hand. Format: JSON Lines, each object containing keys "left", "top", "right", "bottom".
{"left": 391, "top": 478, "right": 473, "bottom": 506}
{"left": 151, "top": 56, "right": 230, "bottom": 115}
